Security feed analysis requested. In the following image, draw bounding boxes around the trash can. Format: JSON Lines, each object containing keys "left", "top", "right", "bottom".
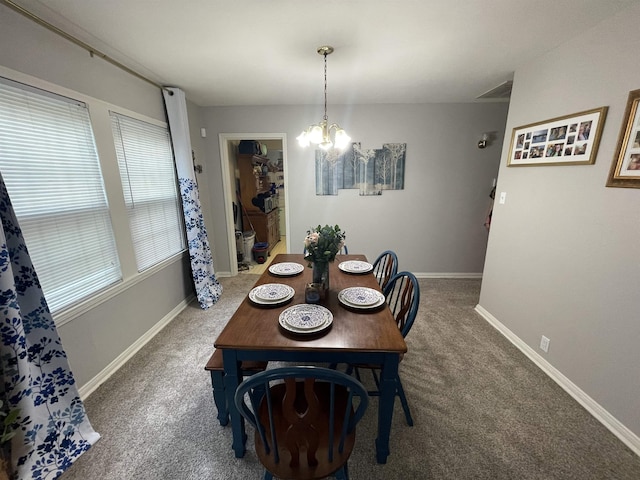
{"left": 235, "top": 231, "right": 244, "bottom": 262}
{"left": 242, "top": 231, "right": 255, "bottom": 263}
{"left": 252, "top": 242, "right": 269, "bottom": 264}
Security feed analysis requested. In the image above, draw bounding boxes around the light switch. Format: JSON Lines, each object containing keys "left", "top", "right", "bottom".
{"left": 499, "top": 192, "right": 507, "bottom": 204}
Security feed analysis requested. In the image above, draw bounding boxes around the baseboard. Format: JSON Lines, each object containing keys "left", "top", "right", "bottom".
{"left": 414, "top": 272, "right": 483, "bottom": 279}
{"left": 78, "top": 295, "right": 195, "bottom": 399}
{"left": 474, "top": 304, "right": 640, "bottom": 457}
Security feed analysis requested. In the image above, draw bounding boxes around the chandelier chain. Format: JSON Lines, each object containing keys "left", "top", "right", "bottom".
{"left": 323, "top": 52, "right": 328, "bottom": 122}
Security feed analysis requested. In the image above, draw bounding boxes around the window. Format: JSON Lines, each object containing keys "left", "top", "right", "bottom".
{"left": 0, "top": 77, "right": 121, "bottom": 313}
{"left": 110, "top": 113, "right": 185, "bottom": 271}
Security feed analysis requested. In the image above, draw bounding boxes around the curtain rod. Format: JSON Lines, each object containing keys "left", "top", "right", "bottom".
{"left": 1, "top": 0, "right": 172, "bottom": 94}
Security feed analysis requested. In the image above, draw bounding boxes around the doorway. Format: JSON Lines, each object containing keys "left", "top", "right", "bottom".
{"left": 219, "top": 133, "right": 288, "bottom": 276}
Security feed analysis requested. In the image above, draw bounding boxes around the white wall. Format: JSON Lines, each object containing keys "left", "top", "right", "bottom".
{"left": 0, "top": 4, "right": 194, "bottom": 392}
{"left": 200, "top": 103, "right": 509, "bottom": 275}
{"left": 479, "top": 4, "right": 640, "bottom": 447}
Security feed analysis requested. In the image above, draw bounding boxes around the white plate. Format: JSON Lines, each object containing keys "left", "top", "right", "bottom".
{"left": 338, "top": 287, "right": 384, "bottom": 307}
{"left": 279, "top": 304, "right": 333, "bottom": 333}
{"left": 269, "top": 262, "right": 305, "bottom": 276}
{"left": 338, "top": 291, "right": 386, "bottom": 310}
{"left": 249, "top": 284, "right": 295, "bottom": 304}
{"left": 249, "top": 288, "right": 295, "bottom": 306}
{"left": 338, "top": 260, "right": 373, "bottom": 274}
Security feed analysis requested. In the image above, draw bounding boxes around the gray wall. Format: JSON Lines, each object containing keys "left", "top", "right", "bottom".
{"left": 199, "top": 103, "right": 509, "bottom": 275}
{"left": 0, "top": 4, "right": 194, "bottom": 391}
{"left": 479, "top": 5, "right": 640, "bottom": 440}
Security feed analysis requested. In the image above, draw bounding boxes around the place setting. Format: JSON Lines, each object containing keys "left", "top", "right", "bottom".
{"left": 338, "top": 286, "right": 386, "bottom": 311}
{"left": 248, "top": 283, "right": 295, "bottom": 307}
{"left": 268, "top": 262, "right": 305, "bottom": 276}
{"left": 278, "top": 304, "right": 333, "bottom": 336}
{"left": 338, "top": 260, "right": 373, "bottom": 274}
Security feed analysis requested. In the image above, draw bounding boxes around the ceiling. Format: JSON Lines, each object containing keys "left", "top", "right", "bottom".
{"left": 8, "top": 0, "right": 637, "bottom": 107}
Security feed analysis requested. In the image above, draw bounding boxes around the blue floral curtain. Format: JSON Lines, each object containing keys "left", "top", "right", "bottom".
{"left": 0, "top": 174, "right": 100, "bottom": 479}
{"left": 163, "top": 87, "right": 222, "bottom": 308}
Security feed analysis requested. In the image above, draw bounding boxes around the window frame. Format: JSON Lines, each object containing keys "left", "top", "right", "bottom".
{"left": 0, "top": 66, "right": 188, "bottom": 327}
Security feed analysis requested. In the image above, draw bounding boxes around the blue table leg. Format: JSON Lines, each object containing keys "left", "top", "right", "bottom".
{"left": 222, "top": 349, "right": 246, "bottom": 458}
{"left": 375, "top": 353, "right": 399, "bottom": 463}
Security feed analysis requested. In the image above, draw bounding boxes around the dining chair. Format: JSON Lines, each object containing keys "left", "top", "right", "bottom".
{"left": 234, "top": 366, "right": 369, "bottom": 480}
{"left": 371, "top": 250, "right": 398, "bottom": 291}
{"left": 346, "top": 271, "right": 420, "bottom": 426}
{"left": 204, "top": 348, "right": 267, "bottom": 426}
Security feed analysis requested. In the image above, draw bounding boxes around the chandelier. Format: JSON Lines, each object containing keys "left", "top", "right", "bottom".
{"left": 297, "top": 46, "right": 351, "bottom": 151}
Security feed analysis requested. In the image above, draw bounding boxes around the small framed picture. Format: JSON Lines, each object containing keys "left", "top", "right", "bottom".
{"left": 606, "top": 89, "right": 640, "bottom": 188}
{"left": 507, "top": 107, "right": 608, "bottom": 167}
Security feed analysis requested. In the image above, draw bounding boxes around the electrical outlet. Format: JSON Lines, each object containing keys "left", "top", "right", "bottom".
{"left": 540, "top": 335, "right": 550, "bottom": 353}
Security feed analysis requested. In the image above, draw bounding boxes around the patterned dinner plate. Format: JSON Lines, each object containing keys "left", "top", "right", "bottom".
{"left": 269, "top": 262, "right": 305, "bottom": 276}
{"left": 338, "top": 260, "right": 373, "bottom": 274}
{"left": 338, "top": 287, "right": 384, "bottom": 307}
{"left": 249, "top": 288, "right": 294, "bottom": 306}
{"left": 279, "top": 304, "right": 333, "bottom": 332}
{"left": 250, "top": 283, "right": 295, "bottom": 302}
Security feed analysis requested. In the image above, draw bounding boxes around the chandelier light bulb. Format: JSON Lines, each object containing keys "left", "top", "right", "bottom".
{"left": 296, "top": 131, "right": 310, "bottom": 147}
{"left": 309, "top": 124, "right": 324, "bottom": 144}
{"left": 333, "top": 128, "right": 351, "bottom": 150}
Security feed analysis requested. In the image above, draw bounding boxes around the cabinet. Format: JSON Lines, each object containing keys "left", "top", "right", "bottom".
{"left": 242, "top": 209, "right": 280, "bottom": 254}
{"left": 238, "top": 153, "right": 280, "bottom": 253}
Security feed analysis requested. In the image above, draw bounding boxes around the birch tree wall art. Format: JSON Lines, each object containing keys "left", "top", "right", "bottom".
{"left": 315, "top": 142, "right": 406, "bottom": 196}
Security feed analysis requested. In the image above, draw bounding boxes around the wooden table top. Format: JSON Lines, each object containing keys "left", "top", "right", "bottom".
{"left": 215, "top": 254, "right": 407, "bottom": 354}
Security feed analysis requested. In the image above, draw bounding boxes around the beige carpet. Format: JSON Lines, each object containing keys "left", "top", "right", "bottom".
{"left": 60, "top": 275, "right": 640, "bottom": 479}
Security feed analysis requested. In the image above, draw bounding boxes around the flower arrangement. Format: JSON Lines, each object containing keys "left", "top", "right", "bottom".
{"left": 303, "top": 224, "right": 346, "bottom": 265}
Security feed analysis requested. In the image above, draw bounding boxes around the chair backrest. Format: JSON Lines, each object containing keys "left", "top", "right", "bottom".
{"left": 234, "top": 366, "right": 369, "bottom": 479}
{"left": 372, "top": 250, "right": 398, "bottom": 291}
{"left": 383, "top": 271, "right": 420, "bottom": 338}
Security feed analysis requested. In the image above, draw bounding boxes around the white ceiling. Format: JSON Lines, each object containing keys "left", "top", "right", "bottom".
{"left": 10, "top": 0, "right": 637, "bottom": 107}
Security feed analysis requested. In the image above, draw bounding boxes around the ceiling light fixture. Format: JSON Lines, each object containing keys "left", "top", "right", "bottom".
{"left": 297, "top": 46, "right": 351, "bottom": 151}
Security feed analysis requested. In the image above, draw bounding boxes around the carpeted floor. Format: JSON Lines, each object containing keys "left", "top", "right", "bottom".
{"left": 61, "top": 275, "right": 640, "bottom": 479}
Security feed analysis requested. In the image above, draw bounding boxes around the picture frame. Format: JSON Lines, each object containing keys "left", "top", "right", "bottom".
{"left": 606, "top": 89, "right": 640, "bottom": 188}
{"left": 507, "top": 106, "right": 608, "bottom": 167}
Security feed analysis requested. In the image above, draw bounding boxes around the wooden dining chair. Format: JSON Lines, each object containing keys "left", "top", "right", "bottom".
{"left": 371, "top": 250, "right": 398, "bottom": 291}
{"left": 234, "top": 366, "right": 369, "bottom": 480}
{"left": 346, "top": 271, "right": 420, "bottom": 426}
{"left": 204, "top": 348, "right": 267, "bottom": 426}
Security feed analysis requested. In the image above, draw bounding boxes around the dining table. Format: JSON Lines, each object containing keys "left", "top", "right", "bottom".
{"left": 214, "top": 253, "right": 407, "bottom": 464}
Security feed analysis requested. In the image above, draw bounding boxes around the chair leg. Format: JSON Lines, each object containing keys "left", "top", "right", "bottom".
{"left": 209, "top": 370, "right": 229, "bottom": 426}
{"left": 263, "top": 470, "right": 273, "bottom": 480}
{"left": 396, "top": 377, "right": 414, "bottom": 427}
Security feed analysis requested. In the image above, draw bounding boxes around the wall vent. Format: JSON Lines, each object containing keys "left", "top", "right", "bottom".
{"left": 477, "top": 80, "right": 513, "bottom": 100}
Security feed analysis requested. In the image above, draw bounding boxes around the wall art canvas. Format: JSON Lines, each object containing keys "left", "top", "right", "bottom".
{"left": 315, "top": 143, "right": 406, "bottom": 196}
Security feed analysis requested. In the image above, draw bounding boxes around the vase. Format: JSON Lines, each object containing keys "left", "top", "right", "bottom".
{"left": 312, "top": 261, "right": 330, "bottom": 295}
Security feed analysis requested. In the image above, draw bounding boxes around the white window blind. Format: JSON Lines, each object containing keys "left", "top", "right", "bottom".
{"left": 110, "top": 113, "right": 185, "bottom": 271}
{"left": 0, "top": 77, "right": 122, "bottom": 313}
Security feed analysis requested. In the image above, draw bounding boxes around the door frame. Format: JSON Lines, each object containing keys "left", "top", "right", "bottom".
{"left": 219, "top": 133, "right": 288, "bottom": 276}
